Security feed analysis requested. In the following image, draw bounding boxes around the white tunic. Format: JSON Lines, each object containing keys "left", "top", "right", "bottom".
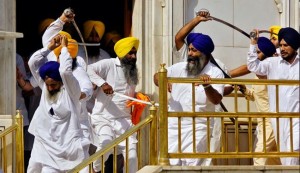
{"left": 168, "top": 45, "right": 225, "bottom": 166}
{"left": 28, "top": 47, "right": 86, "bottom": 171}
{"left": 87, "top": 58, "right": 136, "bottom": 130}
{"left": 87, "top": 58, "right": 138, "bottom": 173}
{"left": 42, "top": 17, "right": 94, "bottom": 149}
{"left": 247, "top": 44, "right": 299, "bottom": 164}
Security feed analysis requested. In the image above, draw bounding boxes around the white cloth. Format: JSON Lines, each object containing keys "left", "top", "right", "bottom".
{"left": 247, "top": 44, "right": 299, "bottom": 165}
{"left": 27, "top": 47, "right": 87, "bottom": 171}
{"left": 167, "top": 44, "right": 225, "bottom": 166}
{"left": 87, "top": 58, "right": 138, "bottom": 173}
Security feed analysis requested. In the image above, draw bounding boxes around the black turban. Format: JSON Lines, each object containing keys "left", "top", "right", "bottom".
{"left": 257, "top": 37, "right": 276, "bottom": 57}
{"left": 278, "top": 27, "right": 300, "bottom": 50}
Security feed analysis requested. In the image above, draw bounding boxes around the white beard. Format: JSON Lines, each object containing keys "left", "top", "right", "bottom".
{"left": 45, "top": 88, "right": 62, "bottom": 104}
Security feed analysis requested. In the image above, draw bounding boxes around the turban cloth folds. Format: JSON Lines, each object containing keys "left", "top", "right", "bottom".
{"left": 187, "top": 33, "right": 214, "bottom": 56}
{"left": 59, "top": 31, "right": 72, "bottom": 39}
{"left": 114, "top": 37, "right": 139, "bottom": 58}
{"left": 257, "top": 37, "right": 276, "bottom": 57}
{"left": 53, "top": 38, "right": 79, "bottom": 59}
{"left": 278, "top": 27, "right": 300, "bottom": 50}
{"left": 83, "top": 20, "right": 105, "bottom": 40}
{"left": 104, "top": 31, "right": 122, "bottom": 47}
{"left": 38, "top": 18, "right": 55, "bottom": 34}
{"left": 39, "top": 61, "right": 62, "bottom": 82}
{"left": 269, "top": 25, "right": 281, "bottom": 40}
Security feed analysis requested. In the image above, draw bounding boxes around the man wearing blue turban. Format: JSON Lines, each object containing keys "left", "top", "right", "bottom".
{"left": 227, "top": 36, "right": 281, "bottom": 166}
{"left": 247, "top": 28, "right": 300, "bottom": 165}
{"left": 27, "top": 35, "right": 88, "bottom": 172}
{"left": 154, "top": 10, "right": 225, "bottom": 166}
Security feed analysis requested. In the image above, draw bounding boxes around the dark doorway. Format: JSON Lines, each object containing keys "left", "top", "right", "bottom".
{"left": 16, "top": 0, "right": 132, "bottom": 58}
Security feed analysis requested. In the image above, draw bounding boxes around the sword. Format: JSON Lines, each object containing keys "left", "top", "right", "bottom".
{"left": 64, "top": 7, "right": 89, "bottom": 69}
{"left": 113, "top": 92, "right": 159, "bottom": 107}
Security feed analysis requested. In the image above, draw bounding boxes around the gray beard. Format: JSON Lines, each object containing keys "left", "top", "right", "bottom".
{"left": 122, "top": 64, "right": 139, "bottom": 85}
{"left": 45, "top": 88, "right": 61, "bottom": 104}
{"left": 186, "top": 55, "right": 207, "bottom": 76}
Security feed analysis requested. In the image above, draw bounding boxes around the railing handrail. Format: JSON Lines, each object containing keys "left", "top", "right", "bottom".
{"left": 68, "top": 105, "right": 157, "bottom": 173}
{"left": 0, "top": 110, "right": 24, "bottom": 173}
{"left": 158, "top": 63, "right": 300, "bottom": 165}
{"left": 0, "top": 124, "right": 19, "bottom": 137}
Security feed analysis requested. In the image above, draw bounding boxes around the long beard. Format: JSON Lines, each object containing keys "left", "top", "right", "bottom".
{"left": 86, "top": 45, "right": 100, "bottom": 57}
{"left": 186, "top": 55, "right": 206, "bottom": 76}
{"left": 46, "top": 88, "right": 61, "bottom": 104}
{"left": 120, "top": 58, "right": 139, "bottom": 85}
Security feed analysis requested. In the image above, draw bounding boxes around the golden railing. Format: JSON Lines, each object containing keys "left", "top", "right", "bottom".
{"left": 69, "top": 63, "right": 298, "bottom": 172}
{"left": 0, "top": 110, "right": 24, "bottom": 173}
{"left": 68, "top": 103, "right": 158, "bottom": 173}
{"left": 157, "top": 63, "right": 300, "bottom": 165}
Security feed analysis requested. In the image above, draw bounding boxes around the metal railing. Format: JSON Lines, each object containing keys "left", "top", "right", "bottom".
{"left": 0, "top": 110, "right": 24, "bottom": 173}
{"left": 157, "top": 63, "right": 300, "bottom": 165}
{"left": 68, "top": 103, "right": 158, "bottom": 173}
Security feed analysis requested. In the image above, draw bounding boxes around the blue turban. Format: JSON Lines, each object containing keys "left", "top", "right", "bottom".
{"left": 186, "top": 33, "right": 214, "bottom": 56}
{"left": 39, "top": 61, "right": 62, "bottom": 82}
{"left": 257, "top": 37, "right": 276, "bottom": 57}
{"left": 278, "top": 27, "right": 300, "bottom": 50}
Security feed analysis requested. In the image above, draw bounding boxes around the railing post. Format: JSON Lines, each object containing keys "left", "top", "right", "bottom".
{"left": 158, "top": 64, "right": 170, "bottom": 165}
{"left": 149, "top": 101, "right": 158, "bottom": 165}
{"left": 15, "top": 110, "right": 24, "bottom": 173}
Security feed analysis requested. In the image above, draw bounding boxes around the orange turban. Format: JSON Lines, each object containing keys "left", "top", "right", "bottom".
{"left": 53, "top": 39, "right": 78, "bottom": 59}
{"left": 114, "top": 37, "right": 139, "bottom": 58}
{"left": 38, "top": 18, "right": 55, "bottom": 34}
{"left": 269, "top": 25, "right": 281, "bottom": 40}
{"left": 83, "top": 20, "right": 105, "bottom": 40}
{"left": 59, "top": 31, "right": 72, "bottom": 39}
{"left": 104, "top": 31, "right": 122, "bottom": 47}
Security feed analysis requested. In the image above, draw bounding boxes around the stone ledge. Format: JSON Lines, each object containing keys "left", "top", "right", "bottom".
{"left": 0, "top": 31, "right": 23, "bottom": 39}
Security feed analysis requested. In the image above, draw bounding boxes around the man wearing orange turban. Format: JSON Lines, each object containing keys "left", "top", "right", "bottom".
{"left": 87, "top": 36, "right": 141, "bottom": 173}
{"left": 77, "top": 20, "right": 111, "bottom": 65}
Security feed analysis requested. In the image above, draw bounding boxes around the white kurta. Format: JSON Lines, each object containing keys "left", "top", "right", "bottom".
{"left": 87, "top": 58, "right": 137, "bottom": 173}
{"left": 27, "top": 47, "right": 86, "bottom": 171}
{"left": 168, "top": 45, "right": 225, "bottom": 166}
{"left": 247, "top": 44, "right": 299, "bottom": 165}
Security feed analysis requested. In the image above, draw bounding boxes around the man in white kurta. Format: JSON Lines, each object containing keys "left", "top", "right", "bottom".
{"left": 154, "top": 11, "right": 224, "bottom": 166}
{"left": 87, "top": 37, "right": 140, "bottom": 173}
{"left": 27, "top": 35, "right": 86, "bottom": 172}
{"left": 41, "top": 10, "right": 94, "bottom": 158}
{"left": 247, "top": 27, "right": 300, "bottom": 165}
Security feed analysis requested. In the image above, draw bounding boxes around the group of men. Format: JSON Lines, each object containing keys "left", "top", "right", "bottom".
{"left": 18, "top": 8, "right": 299, "bottom": 173}
{"left": 17, "top": 9, "right": 141, "bottom": 173}
{"left": 154, "top": 10, "right": 299, "bottom": 166}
